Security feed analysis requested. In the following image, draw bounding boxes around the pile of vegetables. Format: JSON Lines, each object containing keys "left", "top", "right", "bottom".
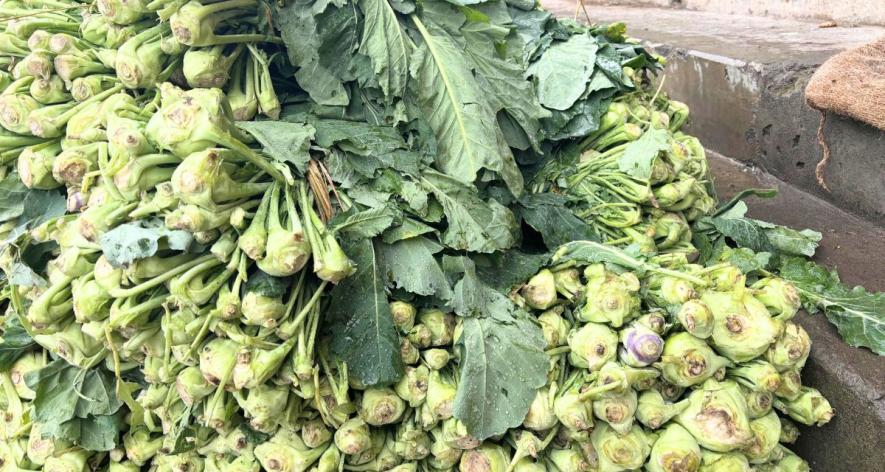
{"left": 0, "top": 0, "right": 882, "bottom": 471}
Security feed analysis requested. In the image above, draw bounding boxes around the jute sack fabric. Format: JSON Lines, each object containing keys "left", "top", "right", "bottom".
{"left": 804, "top": 36, "right": 885, "bottom": 189}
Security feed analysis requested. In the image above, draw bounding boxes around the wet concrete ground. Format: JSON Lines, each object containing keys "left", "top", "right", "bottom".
{"left": 544, "top": 2, "right": 884, "bottom": 63}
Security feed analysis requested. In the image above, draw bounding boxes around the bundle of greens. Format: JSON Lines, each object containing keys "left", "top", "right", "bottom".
{"left": 0, "top": 0, "right": 882, "bottom": 471}
{"left": 530, "top": 93, "right": 713, "bottom": 257}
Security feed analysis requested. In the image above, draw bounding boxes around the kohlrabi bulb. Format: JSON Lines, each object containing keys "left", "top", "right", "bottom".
{"left": 675, "top": 379, "right": 754, "bottom": 452}
{"left": 359, "top": 387, "right": 407, "bottom": 426}
{"left": 765, "top": 322, "right": 811, "bottom": 372}
{"left": 567, "top": 322, "right": 618, "bottom": 371}
{"left": 751, "top": 277, "right": 801, "bottom": 320}
{"left": 658, "top": 332, "right": 730, "bottom": 387}
{"left": 636, "top": 390, "right": 689, "bottom": 430}
{"left": 774, "top": 387, "right": 834, "bottom": 427}
{"left": 520, "top": 269, "right": 558, "bottom": 310}
{"left": 591, "top": 422, "right": 652, "bottom": 471}
{"left": 390, "top": 300, "right": 417, "bottom": 334}
{"left": 646, "top": 423, "right": 702, "bottom": 472}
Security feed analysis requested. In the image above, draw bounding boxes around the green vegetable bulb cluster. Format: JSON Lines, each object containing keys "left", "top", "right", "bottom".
{"left": 0, "top": 1, "right": 864, "bottom": 471}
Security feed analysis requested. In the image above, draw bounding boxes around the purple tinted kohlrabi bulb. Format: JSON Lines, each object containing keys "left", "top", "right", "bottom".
{"left": 619, "top": 322, "right": 664, "bottom": 367}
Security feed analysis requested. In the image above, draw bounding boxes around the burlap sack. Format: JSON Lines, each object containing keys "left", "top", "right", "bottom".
{"left": 806, "top": 36, "right": 885, "bottom": 130}
{"left": 804, "top": 36, "right": 885, "bottom": 189}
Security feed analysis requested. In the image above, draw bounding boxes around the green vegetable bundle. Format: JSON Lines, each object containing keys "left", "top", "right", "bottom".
{"left": 0, "top": 0, "right": 358, "bottom": 469}
{"left": 531, "top": 94, "right": 714, "bottom": 257}
{"left": 0, "top": 0, "right": 881, "bottom": 471}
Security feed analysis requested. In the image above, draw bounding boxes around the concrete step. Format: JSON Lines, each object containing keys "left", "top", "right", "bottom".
{"left": 708, "top": 152, "right": 885, "bottom": 471}
{"left": 543, "top": 2, "right": 885, "bottom": 224}
{"left": 578, "top": 0, "right": 885, "bottom": 26}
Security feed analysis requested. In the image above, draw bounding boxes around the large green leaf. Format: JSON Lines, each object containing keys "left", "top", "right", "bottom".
{"left": 380, "top": 236, "right": 452, "bottom": 298}
{"left": 237, "top": 121, "right": 315, "bottom": 173}
{"left": 464, "top": 36, "right": 549, "bottom": 152}
{"left": 25, "top": 360, "right": 125, "bottom": 450}
{"left": 420, "top": 171, "right": 517, "bottom": 253}
{"left": 26, "top": 360, "right": 123, "bottom": 420}
{"left": 716, "top": 247, "right": 771, "bottom": 275}
{"left": 2, "top": 240, "right": 56, "bottom": 288}
{"left": 7, "top": 260, "right": 47, "bottom": 287}
{"left": 400, "top": 179, "right": 429, "bottom": 214}
{"left": 527, "top": 33, "right": 598, "bottom": 110}
{"left": 1, "top": 187, "right": 66, "bottom": 246}
{"left": 450, "top": 261, "right": 548, "bottom": 440}
{"left": 277, "top": 0, "right": 357, "bottom": 106}
{"left": 330, "top": 205, "right": 400, "bottom": 239}
{"left": 552, "top": 241, "right": 709, "bottom": 286}
{"left": 311, "top": 119, "right": 406, "bottom": 155}
{"left": 455, "top": 315, "right": 548, "bottom": 439}
{"left": 99, "top": 220, "right": 193, "bottom": 268}
{"left": 519, "top": 193, "right": 600, "bottom": 249}
{"left": 326, "top": 239, "right": 404, "bottom": 386}
{"left": 543, "top": 88, "right": 616, "bottom": 141}
{"left": 754, "top": 220, "right": 822, "bottom": 257}
{"left": 552, "top": 240, "right": 645, "bottom": 271}
{"left": 162, "top": 408, "right": 200, "bottom": 454}
{"left": 779, "top": 257, "right": 885, "bottom": 355}
{"left": 0, "top": 173, "right": 28, "bottom": 222}
{"left": 358, "top": 0, "right": 410, "bottom": 99}
{"left": 410, "top": 17, "right": 523, "bottom": 195}
{"left": 473, "top": 250, "right": 551, "bottom": 292}
{"left": 43, "top": 413, "right": 124, "bottom": 452}
{"left": 709, "top": 217, "right": 774, "bottom": 254}
{"left": 618, "top": 128, "right": 670, "bottom": 179}
{"left": 699, "top": 203, "right": 775, "bottom": 255}
{"left": 382, "top": 217, "right": 437, "bottom": 244}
